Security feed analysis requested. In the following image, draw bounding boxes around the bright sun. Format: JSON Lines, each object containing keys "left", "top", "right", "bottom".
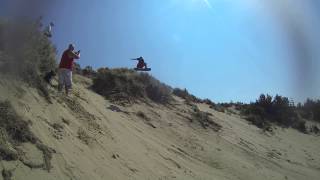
{"left": 172, "top": 0, "right": 213, "bottom": 9}
{"left": 191, "top": 0, "right": 213, "bottom": 8}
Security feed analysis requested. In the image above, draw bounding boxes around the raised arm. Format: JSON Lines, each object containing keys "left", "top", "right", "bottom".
{"left": 68, "top": 50, "right": 80, "bottom": 59}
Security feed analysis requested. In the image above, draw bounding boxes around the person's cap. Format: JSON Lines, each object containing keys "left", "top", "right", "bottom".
{"left": 50, "top": 22, "right": 54, "bottom": 26}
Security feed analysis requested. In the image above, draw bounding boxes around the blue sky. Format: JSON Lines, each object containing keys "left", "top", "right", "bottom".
{"left": 1, "top": 0, "right": 320, "bottom": 103}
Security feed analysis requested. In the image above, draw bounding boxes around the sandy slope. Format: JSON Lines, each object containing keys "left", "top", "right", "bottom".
{"left": 0, "top": 75, "right": 319, "bottom": 180}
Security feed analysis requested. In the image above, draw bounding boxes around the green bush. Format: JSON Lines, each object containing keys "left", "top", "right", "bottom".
{"left": 0, "top": 18, "right": 57, "bottom": 101}
{"left": 245, "top": 115, "right": 267, "bottom": 129}
{"left": 173, "top": 88, "right": 202, "bottom": 103}
{"left": 82, "top": 66, "right": 97, "bottom": 78}
{"left": 299, "top": 99, "right": 320, "bottom": 123}
{"left": 203, "top": 98, "right": 216, "bottom": 107}
{"left": 92, "top": 68, "right": 172, "bottom": 104}
{"left": 0, "top": 19, "right": 56, "bottom": 76}
{"left": 291, "top": 120, "right": 308, "bottom": 134}
{"left": 73, "top": 62, "right": 82, "bottom": 75}
{"left": 310, "top": 125, "right": 320, "bottom": 134}
{"left": 241, "top": 94, "right": 301, "bottom": 131}
{"left": 192, "top": 109, "right": 221, "bottom": 131}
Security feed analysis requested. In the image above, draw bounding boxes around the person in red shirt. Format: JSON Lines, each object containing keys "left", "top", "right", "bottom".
{"left": 58, "top": 44, "right": 80, "bottom": 95}
{"left": 131, "top": 56, "right": 148, "bottom": 69}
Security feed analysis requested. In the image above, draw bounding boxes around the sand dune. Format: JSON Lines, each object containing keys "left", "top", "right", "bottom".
{"left": 0, "top": 75, "right": 319, "bottom": 180}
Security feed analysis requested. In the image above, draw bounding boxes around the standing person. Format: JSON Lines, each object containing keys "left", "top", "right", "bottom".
{"left": 58, "top": 44, "right": 80, "bottom": 95}
{"left": 44, "top": 22, "right": 54, "bottom": 37}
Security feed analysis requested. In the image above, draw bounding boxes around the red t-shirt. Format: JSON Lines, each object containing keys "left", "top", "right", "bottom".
{"left": 59, "top": 50, "right": 75, "bottom": 70}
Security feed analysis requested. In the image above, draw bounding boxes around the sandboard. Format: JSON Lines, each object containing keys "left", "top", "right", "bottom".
{"left": 134, "top": 68, "right": 151, "bottom": 71}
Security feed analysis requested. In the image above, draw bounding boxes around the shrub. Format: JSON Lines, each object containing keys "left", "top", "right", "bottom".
{"left": 0, "top": 128, "right": 18, "bottom": 160}
{"left": 203, "top": 98, "right": 216, "bottom": 107}
{"left": 310, "top": 125, "right": 320, "bottom": 134}
{"left": 146, "top": 83, "right": 171, "bottom": 103}
{"left": 82, "top": 66, "right": 97, "bottom": 78}
{"left": 241, "top": 94, "right": 301, "bottom": 131}
{"left": 292, "top": 120, "right": 308, "bottom": 134}
{"left": 245, "top": 115, "right": 267, "bottom": 129}
{"left": 136, "top": 111, "right": 148, "bottom": 120}
{"left": 77, "top": 128, "right": 92, "bottom": 145}
{"left": 0, "top": 18, "right": 57, "bottom": 101}
{"left": 172, "top": 88, "right": 188, "bottom": 98}
{"left": 299, "top": 99, "right": 320, "bottom": 123}
{"left": 192, "top": 110, "right": 221, "bottom": 131}
{"left": 209, "top": 102, "right": 244, "bottom": 112}
{"left": 2, "top": 169, "right": 13, "bottom": 180}
{"left": 2, "top": 19, "right": 56, "bottom": 77}
{"left": 173, "top": 88, "right": 202, "bottom": 103}
{"left": 92, "top": 68, "right": 172, "bottom": 104}
{"left": 73, "top": 62, "right": 82, "bottom": 75}
{"left": 210, "top": 104, "right": 226, "bottom": 113}
{"left": 271, "top": 95, "right": 297, "bottom": 126}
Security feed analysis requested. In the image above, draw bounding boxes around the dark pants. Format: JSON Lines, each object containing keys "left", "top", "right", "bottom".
{"left": 137, "top": 61, "right": 147, "bottom": 68}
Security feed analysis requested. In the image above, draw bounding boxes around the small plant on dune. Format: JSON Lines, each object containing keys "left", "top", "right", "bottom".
{"left": 210, "top": 104, "right": 226, "bottom": 113}
{"left": 136, "top": 111, "right": 157, "bottom": 128}
{"left": 36, "top": 143, "right": 55, "bottom": 171}
{"left": 310, "top": 125, "right": 320, "bottom": 134}
{"left": 1, "top": 169, "right": 13, "bottom": 180}
{"left": 0, "top": 128, "right": 18, "bottom": 161}
{"left": 52, "top": 123, "right": 64, "bottom": 132}
{"left": 136, "top": 111, "right": 149, "bottom": 120}
{"left": 191, "top": 106, "right": 221, "bottom": 131}
{"left": 193, "top": 111, "right": 222, "bottom": 131}
{"left": 77, "top": 128, "right": 92, "bottom": 145}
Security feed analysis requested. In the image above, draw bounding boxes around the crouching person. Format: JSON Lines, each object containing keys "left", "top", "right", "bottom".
{"left": 44, "top": 70, "right": 56, "bottom": 85}
{"left": 58, "top": 44, "right": 80, "bottom": 95}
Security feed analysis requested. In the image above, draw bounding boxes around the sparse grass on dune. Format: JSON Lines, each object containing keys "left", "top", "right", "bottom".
{"left": 0, "top": 101, "right": 54, "bottom": 171}
{"left": 1, "top": 169, "right": 13, "bottom": 180}
{"left": 0, "top": 101, "right": 37, "bottom": 147}
{"left": 77, "top": 127, "right": 93, "bottom": 145}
